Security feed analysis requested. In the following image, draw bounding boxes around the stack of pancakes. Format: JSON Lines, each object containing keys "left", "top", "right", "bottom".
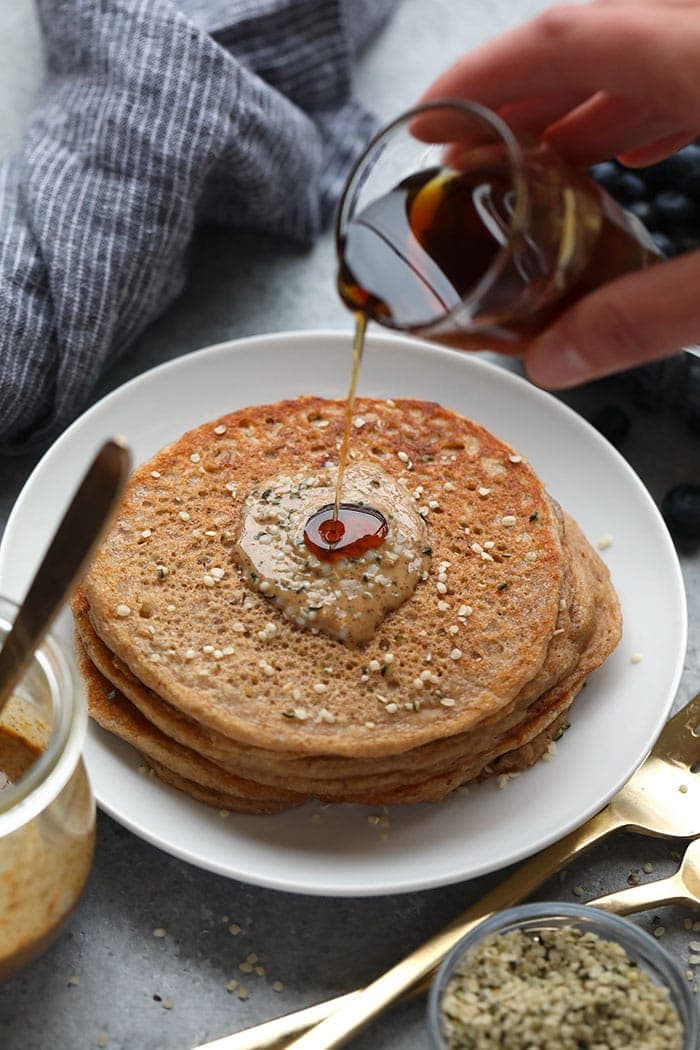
{"left": 72, "top": 396, "right": 621, "bottom": 813}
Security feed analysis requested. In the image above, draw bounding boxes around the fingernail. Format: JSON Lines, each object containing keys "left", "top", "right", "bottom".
{"left": 526, "top": 338, "right": 590, "bottom": 389}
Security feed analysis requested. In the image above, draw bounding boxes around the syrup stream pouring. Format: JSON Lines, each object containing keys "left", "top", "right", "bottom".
{"left": 0, "top": 439, "right": 132, "bottom": 719}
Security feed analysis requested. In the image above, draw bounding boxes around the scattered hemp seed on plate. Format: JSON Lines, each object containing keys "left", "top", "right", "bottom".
{"left": 439, "top": 926, "right": 684, "bottom": 1049}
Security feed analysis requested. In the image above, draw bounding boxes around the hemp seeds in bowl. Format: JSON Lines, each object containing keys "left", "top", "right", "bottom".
{"left": 427, "top": 903, "right": 698, "bottom": 1050}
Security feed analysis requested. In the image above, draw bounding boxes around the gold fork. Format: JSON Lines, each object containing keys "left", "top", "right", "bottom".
{"left": 594, "top": 835, "right": 700, "bottom": 915}
{"left": 197, "top": 692, "right": 700, "bottom": 1050}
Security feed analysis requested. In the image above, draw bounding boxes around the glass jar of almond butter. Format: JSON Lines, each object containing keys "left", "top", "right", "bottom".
{"left": 0, "top": 596, "right": 95, "bottom": 980}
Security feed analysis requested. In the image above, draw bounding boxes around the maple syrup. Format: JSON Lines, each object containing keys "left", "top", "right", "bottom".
{"left": 303, "top": 312, "right": 387, "bottom": 562}
{"left": 332, "top": 312, "right": 366, "bottom": 517}
{"left": 304, "top": 502, "right": 388, "bottom": 562}
{"left": 336, "top": 157, "right": 658, "bottom": 351}
{"left": 307, "top": 115, "right": 657, "bottom": 562}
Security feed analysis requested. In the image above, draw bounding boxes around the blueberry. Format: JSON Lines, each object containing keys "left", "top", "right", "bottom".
{"left": 636, "top": 153, "right": 694, "bottom": 192}
{"left": 680, "top": 142, "right": 700, "bottom": 166}
{"left": 633, "top": 162, "right": 666, "bottom": 193}
{"left": 653, "top": 145, "right": 700, "bottom": 190}
{"left": 650, "top": 191, "right": 696, "bottom": 235}
{"left": 588, "top": 161, "right": 623, "bottom": 194}
{"left": 589, "top": 405, "right": 630, "bottom": 447}
{"left": 682, "top": 166, "right": 700, "bottom": 202}
{"left": 662, "top": 483, "right": 700, "bottom": 540}
{"left": 626, "top": 360, "right": 669, "bottom": 410}
{"left": 612, "top": 171, "right": 647, "bottom": 203}
{"left": 650, "top": 231, "right": 675, "bottom": 257}
{"left": 672, "top": 234, "right": 700, "bottom": 255}
{"left": 628, "top": 200, "right": 653, "bottom": 225}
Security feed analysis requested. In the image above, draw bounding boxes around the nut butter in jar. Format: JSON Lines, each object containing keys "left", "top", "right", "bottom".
{"left": 0, "top": 596, "right": 95, "bottom": 980}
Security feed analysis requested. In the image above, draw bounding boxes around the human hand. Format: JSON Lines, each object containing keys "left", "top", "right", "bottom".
{"left": 420, "top": 0, "right": 700, "bottom": 388}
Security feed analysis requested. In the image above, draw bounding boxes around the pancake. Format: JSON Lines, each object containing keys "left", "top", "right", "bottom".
{"left": 73, "top": 513, "right": 615, "bottom": 799}
{"left": 148, "top": 763, "right": 289, "bottom": 814}
{"left": 76, "top": 630, "right": 582, "bottom": 808}
{"left": 76, "top": 637, "right": 305, "bottom": 812}
{"left": 73, "top": 396, "right": 621, "bottom": 809}
{"left": 80, "top": 396, "right": 573, "bottom": 758}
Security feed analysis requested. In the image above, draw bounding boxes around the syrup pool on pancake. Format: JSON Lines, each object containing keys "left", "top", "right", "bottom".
{"left": 234, "top": 463, "right": 431, "bottom": 644}
{"left": 304, "top": 502, "right": 388, "bottom": 561}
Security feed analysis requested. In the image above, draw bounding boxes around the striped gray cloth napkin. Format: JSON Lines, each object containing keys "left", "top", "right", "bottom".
{"left": 0, "top": 0, "right": 396, "bottom": 451}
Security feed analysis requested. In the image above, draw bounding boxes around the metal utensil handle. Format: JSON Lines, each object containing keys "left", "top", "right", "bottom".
{"left": 591, "top": 872, "right": 690, "bottom": 915}
{"left": 0, "top": 438, "right": 131, "bottom": 717}
{"left": 193, "top": 992, "right": 362, "bottom": 1050}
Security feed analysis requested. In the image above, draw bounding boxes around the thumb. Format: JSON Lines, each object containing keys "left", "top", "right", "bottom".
{"left": 524, "top": 250, "right": 700, "bottom": 388}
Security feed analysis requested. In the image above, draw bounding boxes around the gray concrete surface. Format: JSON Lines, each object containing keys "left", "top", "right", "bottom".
{"left": 0, "top": 2, "right": 699, "bottom": 1048}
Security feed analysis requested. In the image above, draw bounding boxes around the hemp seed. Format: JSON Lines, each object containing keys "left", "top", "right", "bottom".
{"left": 440, "top": 925, "right": 684, "bottom": 1049}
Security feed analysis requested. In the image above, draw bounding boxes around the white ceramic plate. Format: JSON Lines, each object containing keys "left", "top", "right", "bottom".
{"left": 0, "top": 331, "right": 687, "bottom": 896}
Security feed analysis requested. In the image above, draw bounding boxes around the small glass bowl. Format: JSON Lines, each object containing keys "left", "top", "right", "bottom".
{"left": 0, "top": 595, "right": 95, "bottom": 981}
{"left": 427, "top": 902, "right": 699, "bottom": 1050}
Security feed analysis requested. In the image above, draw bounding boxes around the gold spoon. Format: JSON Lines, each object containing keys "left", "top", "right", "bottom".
{"left": 594, "top": 836, "right": 700, "bottom": 915}
{"left": 196, "top": 691, "right": 700, "bottom": 1050}
{"left": 0, "top": 439, "right": 131, "bottom": 717}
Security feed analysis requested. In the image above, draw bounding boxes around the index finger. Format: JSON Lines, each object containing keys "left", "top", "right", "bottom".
{"left": 419, "top": 3, "right": 697, "bottom": 124}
